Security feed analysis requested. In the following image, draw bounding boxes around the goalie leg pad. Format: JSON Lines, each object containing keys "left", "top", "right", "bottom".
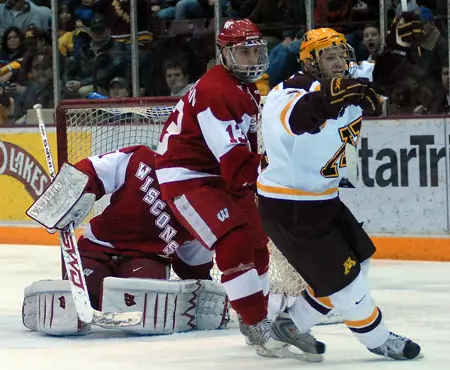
{"left": 101, "top": 277, "right": 228, "bottom": 334}
{"left": 195, "top": 279, "right": 229, "bottom": 330}
{"left": 22, "top": 280, "right": 90, "bottom": 336}
{"left": 26, "top": 163, "right": 95, "bottom": 230}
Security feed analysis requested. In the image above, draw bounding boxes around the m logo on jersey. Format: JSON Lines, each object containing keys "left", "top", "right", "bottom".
{"left": 343, "top": 256, "right": 357, "bottom": 275}
{"left": 217, "top": 208, "right": 229, "bottom": 222}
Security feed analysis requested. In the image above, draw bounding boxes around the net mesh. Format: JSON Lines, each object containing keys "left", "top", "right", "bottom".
{"left": 57, "top": 98, "right": 306, "bottom": 296}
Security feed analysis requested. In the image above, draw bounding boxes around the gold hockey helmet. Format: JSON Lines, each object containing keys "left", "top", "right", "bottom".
{"left": 299, "top": 28, "right": 356, "bottom": 77}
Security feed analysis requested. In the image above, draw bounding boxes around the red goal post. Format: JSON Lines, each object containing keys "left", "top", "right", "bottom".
{"left": 55, "top": 97, "right": 306, "bottom": 296}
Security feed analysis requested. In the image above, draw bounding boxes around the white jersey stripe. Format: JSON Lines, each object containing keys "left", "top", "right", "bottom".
{"left": 173, "top": 195, "right": 218, "bottom": 248}
{"left": 156, "top": 167, "right": 219, "bottom": 184}
{"left": 222, "top": 268, "right": 262, "bottom": 301}
{"left": 175, "top": 239, "right": 215, "bottom": 266}
{"left": 89, "top": 151, "right": 132, "bottom": 194}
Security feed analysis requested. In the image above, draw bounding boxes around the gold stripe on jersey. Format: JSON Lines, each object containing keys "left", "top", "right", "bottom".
{"left": 257, "top": 182, "right": 338, "bottom": 197}
{"left": 280, "top": 91, "right": 304, "bottom": 136}
{"left": 309, "top": 81, "right": 321, "bottom": 92}
{"left": 345, "top": 307, "right": 383, "bottom": 333}
{"left": 306, "top": 286, "right": 334, "bottom": 309}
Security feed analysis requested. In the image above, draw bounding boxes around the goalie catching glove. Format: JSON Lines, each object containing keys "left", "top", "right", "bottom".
{"left": 321, "top": 77, "right": 382, "bottom": 117}
{"left": 26, "top": 163, "right": 96, "bottom": 231}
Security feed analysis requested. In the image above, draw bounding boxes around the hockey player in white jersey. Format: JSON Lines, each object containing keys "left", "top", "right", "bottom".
{"left": 257, "top": 12, "right": 424, "bottom": 361}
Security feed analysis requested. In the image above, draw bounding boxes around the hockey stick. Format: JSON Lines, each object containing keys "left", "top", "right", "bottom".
{"left": 33, "top": 104, "right": 142, "bottom": 328}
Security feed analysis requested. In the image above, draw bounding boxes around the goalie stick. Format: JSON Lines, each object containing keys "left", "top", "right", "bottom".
{"left": 33, "top": 104, "right": 142, "bottom": 328}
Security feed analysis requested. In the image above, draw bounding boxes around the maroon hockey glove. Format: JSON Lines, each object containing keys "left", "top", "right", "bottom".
{"left": 385, "top": 12, "right": 425, "bottom": 56}
{"left": 321, "top": 77, "right": 381, "bottom": 117}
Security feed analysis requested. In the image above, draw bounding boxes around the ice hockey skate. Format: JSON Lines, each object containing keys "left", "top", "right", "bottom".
{"left": 239, "top": 317, "right": 289, "bottom": 357}
{"left": 237, "top": 314, "right": 257, "bottom": 347}
{"left": 270, "top": 309, "right": 326, "bottom": 362}
{"left": 368, "top": 332, "right": 423, "bottom": 360}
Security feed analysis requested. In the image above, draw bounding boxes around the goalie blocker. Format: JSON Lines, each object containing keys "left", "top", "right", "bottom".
{"left": 23, "top": 277, "right": 229, "bottom": 336}
{"left": 26, "top": 163, "right": 96, "bottom": 231}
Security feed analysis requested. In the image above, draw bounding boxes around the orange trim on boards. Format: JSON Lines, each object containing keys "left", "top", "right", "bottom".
{"left": 0, "top": 227, "right": 450, "bottom": 262}
{"left": 0, "top": 226, "right": 81, "bottom": 246}
{"left": 371, "top": 236, "right": 450, "bottom": 262}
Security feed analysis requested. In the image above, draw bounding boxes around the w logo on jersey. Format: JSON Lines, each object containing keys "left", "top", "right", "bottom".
{"left": 217, "top": 208, "right": 229, "bottom": 222}
{"left": 124, "top": 293, "right": 136, "bottom": 307}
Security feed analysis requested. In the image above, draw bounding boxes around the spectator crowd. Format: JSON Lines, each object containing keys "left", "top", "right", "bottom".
{"left": 0, "top": 0, "right": 448, "bottom": 124}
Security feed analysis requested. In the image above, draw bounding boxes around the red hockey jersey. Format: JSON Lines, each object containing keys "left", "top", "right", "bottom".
{"left": 155, "top": 65, "right": 262, "bottom": 200}
{"left": 75, "top": 146, "right": 192, "bottom": 256}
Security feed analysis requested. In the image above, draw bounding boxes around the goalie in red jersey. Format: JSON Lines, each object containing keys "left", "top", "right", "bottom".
{"left": 154, "top": 19, "right": 319, "bottom": 360}
{"left": 24, "top": 145, "right": 229, "bottom": 336}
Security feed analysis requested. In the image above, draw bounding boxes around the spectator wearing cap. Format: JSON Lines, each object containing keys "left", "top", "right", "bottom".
{"left": 16, "top": 24, "right": 52, "bottom": 86}
{"left": 95, "top": 0, "right": 152, "bottom": 44}
{"left": 163, "top": 58, "right": 193, "bottom": 96}
{"left": 109, "top": 77, "right": 130, "bottom": 98}
{"left": 64, "top": 12, "right": 128, "bottom": 98}
{"left": 12, "top": 53, "right": 54, "bottom": 123}
{"left": 73, "top": 0, "right": 97, "bottom": 26}
{"left": 414, "top": 6, "right": 448, "bottom": 92}
{"left": 0, "top": 0, "right": 51, "bottom": 37}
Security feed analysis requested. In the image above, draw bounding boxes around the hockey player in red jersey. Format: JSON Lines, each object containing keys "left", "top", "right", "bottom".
{"left": 24, "top": 145, "right": 229, "bottom": 336}
{"left": 154, "top": 19, "right": 320, "bottom": 360}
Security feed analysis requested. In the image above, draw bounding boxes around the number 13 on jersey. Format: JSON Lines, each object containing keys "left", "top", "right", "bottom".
{"left": 156, "top": 100, "right": 185, "bottom": 155}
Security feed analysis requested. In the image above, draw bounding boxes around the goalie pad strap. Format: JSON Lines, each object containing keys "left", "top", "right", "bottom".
{"left": 26, "top": 163, "right": 95, "bottom": 230}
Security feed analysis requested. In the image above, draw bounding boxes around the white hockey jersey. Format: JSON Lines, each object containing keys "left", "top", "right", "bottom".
{"left": 257, "top": 71, "right": 366, "bottom": 201}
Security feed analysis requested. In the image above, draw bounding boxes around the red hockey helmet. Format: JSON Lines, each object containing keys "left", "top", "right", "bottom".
{"left": 217, "top": 19, "right": 268, "bottom": 83}
{"left": 217, "top": 19, "right": 262, "bottom": 47}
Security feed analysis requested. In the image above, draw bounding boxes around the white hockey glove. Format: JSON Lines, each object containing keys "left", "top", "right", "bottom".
{"left": 26, "top": 163, "right": 96, "bottom": 231}
{"left": 101, "top": 277, "right": 229, "bottom": 335}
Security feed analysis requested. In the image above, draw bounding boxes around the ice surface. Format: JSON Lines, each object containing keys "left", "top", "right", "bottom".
{"left": 1, "top": 245, "right": 448, "bottom": 370}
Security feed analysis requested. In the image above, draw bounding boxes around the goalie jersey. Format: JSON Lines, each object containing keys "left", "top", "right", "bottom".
{"left": 75, "top": 145, "right": 192, "bottom": 256}
{"left": 257, "top": 71, "right": 367, "bottom": 201}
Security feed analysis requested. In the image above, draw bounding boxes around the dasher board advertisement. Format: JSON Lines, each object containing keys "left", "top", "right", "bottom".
{"left": 0, "top": 127, "right": 56, "bottom": 223}
{"left": 340, "top": 117, "right": 448, "bottom": 235}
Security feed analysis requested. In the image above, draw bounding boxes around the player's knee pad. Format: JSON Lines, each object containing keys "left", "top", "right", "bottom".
{"left": 22, "top": 280, "right": 90, "bottom": 336}
{"left": 329, "top": 269, "right": 389, "bottom": 348}
{"left": 360, "top": 258, "right": 371, "bottom": 281}
{"left": 328, "top": 271, "right": 377, "bottom": 324}
{"left": 214, "top": 227, "right": 255, "bottom": 273}
{"left": 101, "top": 277, "right": 228, "bottom": 335}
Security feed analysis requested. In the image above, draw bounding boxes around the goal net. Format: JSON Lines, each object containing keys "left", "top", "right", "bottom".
{"left": 55, "top": 97, "right": 306, "bottom": 297}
